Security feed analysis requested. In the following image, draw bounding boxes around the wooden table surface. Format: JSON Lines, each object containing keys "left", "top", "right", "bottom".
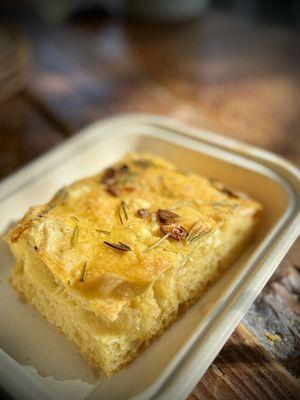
{"left": 0, "top": 11, "right": 299, "bottom": 399}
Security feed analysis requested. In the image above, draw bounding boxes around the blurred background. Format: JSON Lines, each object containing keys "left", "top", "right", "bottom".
{"left": 0, "top": 2, "right": 300, "bottom": 400}
{"left": 0, "top": 0, "right": 299, "bottom": 180}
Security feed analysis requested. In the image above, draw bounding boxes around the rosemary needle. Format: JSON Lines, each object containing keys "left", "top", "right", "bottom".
{"left": 70, "top": 225, "right": 79, "bottom": 247}
{"left": 144, "top": 233, "right": 170, "bottom": 252}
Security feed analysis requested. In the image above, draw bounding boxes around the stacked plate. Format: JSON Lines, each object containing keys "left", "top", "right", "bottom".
{"left": 0, "top": 26, "right": 29, "bottom": 103}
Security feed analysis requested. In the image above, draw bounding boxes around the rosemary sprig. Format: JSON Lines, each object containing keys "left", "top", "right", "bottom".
{"left": 104, "top": 241, "right": 132, "bottom": 251}
{"left": 95, "top": 228, "right": 111, "bottom": 235}
{"left": 144, "top": 232, "right": 170, "bottom": 252}
{"left": 121, "top": 201, "right": 128, "bottom": 220}
{"left": 80, "top": 262, "right": 87, "bottom": 282}
{"left": 181, "top": 239, "right": 202, "bottom": 267}
{"left": 118, "top": 201, "right": 129, "bottom": 225}
{"left": 118, "top": 171, "right": 138, "bottom": 184}
{"left": 70, "top": 225, "right": 79, "bottom": 247}
{"left": 37, "top": 188, "right": 68, "bottom": 218}
{"left": 186, "top": 221, "right": 211, "bottom": 245}
{"left": 133, "top": 159, "right": 154, "bottom": 169}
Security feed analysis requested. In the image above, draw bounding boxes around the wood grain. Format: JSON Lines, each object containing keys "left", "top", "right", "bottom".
{"left": 243, "top": 241, "right": 300, "bottom": 376}
{"left": 189, "top": 325, "right": 300, "bottom": 400}
{"left": 0, "top": 93, "right": 63, "bottom": 179}
{"left": 26, "top": 14, "right": 300, "bottom": 164}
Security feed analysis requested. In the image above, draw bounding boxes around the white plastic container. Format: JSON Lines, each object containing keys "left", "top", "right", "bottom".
{"left": 0, "top": 114, "right": 299, "bottom": 400}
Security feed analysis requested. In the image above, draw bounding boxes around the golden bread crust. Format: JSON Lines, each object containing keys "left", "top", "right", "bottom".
{"left": 6, "top": 153, "right": 261, "bottom": 322}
